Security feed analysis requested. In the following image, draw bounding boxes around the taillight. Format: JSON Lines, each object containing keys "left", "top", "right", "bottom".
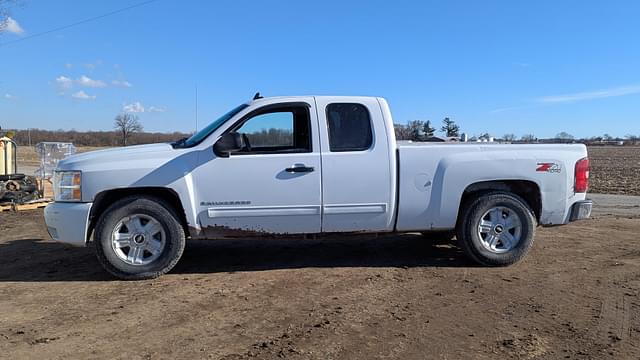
{"left": 575, "top": 157, "right": 589, "bottom": 193}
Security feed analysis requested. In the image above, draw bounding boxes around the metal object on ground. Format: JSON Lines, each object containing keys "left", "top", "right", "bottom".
{"left": 35, "top": 142, "right": 76, "bottom": 180}
{"left": 0, "top": 136, "right": 17, "bottom": 176}
{"left": 0, "top": 174, "right": 39, "bottom": 203}
{"left": 0, "top": 135, "right": 41, "bottom": 205}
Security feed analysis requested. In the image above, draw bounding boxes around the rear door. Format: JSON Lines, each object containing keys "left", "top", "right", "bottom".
{"left": 314, "top": 97, "right": 395, "bottom": 232}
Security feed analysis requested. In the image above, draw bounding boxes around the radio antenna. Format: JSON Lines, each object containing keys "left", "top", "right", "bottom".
{"left": 195, "top": 84, "right": 198, "bottom": 132}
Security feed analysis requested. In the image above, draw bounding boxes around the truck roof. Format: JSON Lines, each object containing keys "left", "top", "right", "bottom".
{"left": 250, "top": 95, "right": 383, "bottom": 104}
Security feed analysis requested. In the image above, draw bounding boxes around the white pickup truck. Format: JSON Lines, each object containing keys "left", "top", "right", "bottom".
{"left": 44, "top": 95, "right": 592, "bottom": 279}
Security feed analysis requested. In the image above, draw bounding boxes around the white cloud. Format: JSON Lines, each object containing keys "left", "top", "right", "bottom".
{"left": 537, "top": 85, "right": 640, "bottom": 104}
{"left": 77, "top": 75, "right": 106, "bottom": 88}
{"left": 55, "top": 75, "right": 73, "bottom": 89}
{"left": 72, "top": 90, "right": 96, "bottom": 100}
{"left": 1, "top": 17, "right": 24, "bottom": 35}
{"left": 112, "top": 80, "right": 132, "bottom": 88}
{"left": 123, "top": 101, "right": 144, "bottom": 113}
{"left": 148, "top": 106, "right": 167, "bottom": 113}
{"left": 65, "top": 63, "right": 74, "bottom": 69}
{"left": 4, "top": 93, "right": 16, "bottom": 100}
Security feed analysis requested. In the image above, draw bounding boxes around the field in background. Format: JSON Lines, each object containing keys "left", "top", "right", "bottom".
{"left": 588, "top": 146, "right": 640, "bottom": 196}
{"left": 15, "top": 146, "right": 107, "bottom": 170}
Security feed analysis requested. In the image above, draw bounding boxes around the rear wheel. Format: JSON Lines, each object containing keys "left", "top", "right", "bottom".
{"left": 94, "top": 196, "right": 185, "bottom": 280}
{"left": 457, "top": 192, "right": 536, "bottom": 266}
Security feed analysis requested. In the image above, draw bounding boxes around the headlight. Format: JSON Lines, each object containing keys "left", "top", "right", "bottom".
{"left": 54, "top": 171, "right": 82, "bottom": 202}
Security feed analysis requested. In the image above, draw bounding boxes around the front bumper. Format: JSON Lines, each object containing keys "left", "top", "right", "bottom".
{"left": 569, "top": 200, "right": 592, "bottom": 222}
{"left": 43, "top": 202, "right": 93, "bottom": 246}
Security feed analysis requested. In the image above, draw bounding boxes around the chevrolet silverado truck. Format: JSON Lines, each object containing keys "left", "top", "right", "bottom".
{"left": 44, "top": 95, "right": 592, "bottom": 280}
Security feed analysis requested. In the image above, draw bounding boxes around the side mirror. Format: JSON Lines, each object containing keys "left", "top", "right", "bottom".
{"left": 213, "top": 132, "right": 244, "bottom": 157}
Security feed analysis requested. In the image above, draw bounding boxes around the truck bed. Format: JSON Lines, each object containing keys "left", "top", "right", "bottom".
{"left": 395, "top": 142, "right": 589, "bottom": 230}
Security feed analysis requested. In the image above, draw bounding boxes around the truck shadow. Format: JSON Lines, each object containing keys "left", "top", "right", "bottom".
{"left": 0, "top": 234, "right": 472, "bottom": 282}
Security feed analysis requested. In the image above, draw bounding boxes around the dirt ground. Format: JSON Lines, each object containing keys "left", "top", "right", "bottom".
{"left": 1, "top": 197, "right": 639, "bottom": 359}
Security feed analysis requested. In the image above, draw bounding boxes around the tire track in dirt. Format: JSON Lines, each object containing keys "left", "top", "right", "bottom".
{"left": 594, "top": 263, "right": 640, "bottom": 357}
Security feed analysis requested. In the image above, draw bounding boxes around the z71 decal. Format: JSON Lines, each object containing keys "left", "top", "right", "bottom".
{"left": 536, "top": 162, "right": 562, "bottom": 173}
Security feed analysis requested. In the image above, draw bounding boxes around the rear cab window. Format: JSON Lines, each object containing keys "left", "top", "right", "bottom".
{"left": 326, "top": 103, "right": 373, "bottom": 152}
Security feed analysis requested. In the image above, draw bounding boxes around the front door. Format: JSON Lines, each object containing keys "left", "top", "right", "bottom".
{"left": 193, "top": 99, "right": 322, "bottom": 236}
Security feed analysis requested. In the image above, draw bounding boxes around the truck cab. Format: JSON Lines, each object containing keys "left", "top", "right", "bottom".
{"left": 187, "top": 96, "right": 398, "bottom": 236}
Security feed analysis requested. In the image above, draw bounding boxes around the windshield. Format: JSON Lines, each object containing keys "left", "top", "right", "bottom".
{"left": 181, "top": 103, "right": 249, "bottom": 147}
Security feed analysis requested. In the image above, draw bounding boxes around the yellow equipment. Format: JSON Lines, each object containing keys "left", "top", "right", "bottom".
{"left": 0, "top": 136, "right": 17, "bottom": 176}
{"left": 0, "top": 134, "right": 41, "bottom": 204}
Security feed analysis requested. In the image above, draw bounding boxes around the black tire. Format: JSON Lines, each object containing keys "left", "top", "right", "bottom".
{"left": 457, "top": 192, "right": 536, "bottom": 266}
{"left": 94, "top": 196, "right": 185, "bottom": 280}
{"left": 0, "top": 173, "right": 25, "bottom": 181}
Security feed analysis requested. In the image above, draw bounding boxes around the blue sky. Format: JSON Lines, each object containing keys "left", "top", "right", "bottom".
{"left": 1, "top": 0, "right": 639, "bottom": 138}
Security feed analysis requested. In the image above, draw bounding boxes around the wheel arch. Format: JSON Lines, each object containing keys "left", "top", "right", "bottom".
{"left": 458, "top": 180, "right": 542, "bottom": 223}
{"left": 87, "top": 187, "right": 190, "bottom": 241}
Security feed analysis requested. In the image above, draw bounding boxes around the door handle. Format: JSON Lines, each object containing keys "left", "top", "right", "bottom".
{"left": 285, "top": 165, "right": 315, "bottom": 173}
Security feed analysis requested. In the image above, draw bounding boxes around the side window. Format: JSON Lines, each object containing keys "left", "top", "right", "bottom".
{"left": 234, "top": 106, "right": 311, "bottom": 154}
{"left": 326, "top": 103, "right": 373, "bottom": 152}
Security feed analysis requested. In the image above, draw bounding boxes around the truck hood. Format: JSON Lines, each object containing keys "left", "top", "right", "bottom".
{"left": 57, "top": 143, "right": 177, "bottom": 171}
{"left": 57, "top": 143, "right": 204, "bottom": 202}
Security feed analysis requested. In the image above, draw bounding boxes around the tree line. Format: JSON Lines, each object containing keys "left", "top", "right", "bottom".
{"left": 9, "top": 127, "right": 189, "bottom": 147}
{"left": 394, "top": 117, "right": 640, "bottom": 144}
{"left": 394, "top": 118, "right": 461, "bottom": 141}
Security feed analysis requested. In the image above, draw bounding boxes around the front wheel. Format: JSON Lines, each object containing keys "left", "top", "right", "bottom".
{"left": 94, "top": 196, "right": 186, "bottom": 280}
{"left": 457, "top": 192, "right": 536, "bottom": 266}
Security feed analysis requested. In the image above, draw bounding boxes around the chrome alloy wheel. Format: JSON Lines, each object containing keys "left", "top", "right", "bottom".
{"left": 111, "top": 214, "right": 166, "bottom": 266}
{"left": 477, "top": 206, "right": 522, "bottom": 254}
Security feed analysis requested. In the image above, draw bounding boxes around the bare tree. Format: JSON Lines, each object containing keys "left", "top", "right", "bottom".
{"left": 521, "top": 134, "right": 536, "bottom": 143}
{"left": 503, "top": 133, "right": 516, "bottom": 142}
{"left": 394, "top": 124, "right": 412, "bottom": 140}
{"left": 555, "top": 131, "right": 574, "bottom": 143}
{"left": 114, "top": 113, "right": 143, "bottom": 146}
{"left": 479, "top": 132, "right": 492, "bottom": 140}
